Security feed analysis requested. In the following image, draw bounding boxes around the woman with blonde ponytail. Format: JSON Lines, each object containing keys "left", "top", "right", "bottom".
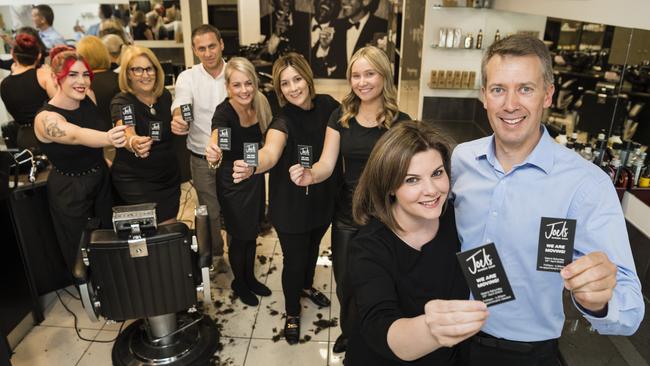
{"left": 205, "top": 57, "right": 272, "bottom": 306}
{"left": 288, "top": 46, "right": 411, "bottom": 352}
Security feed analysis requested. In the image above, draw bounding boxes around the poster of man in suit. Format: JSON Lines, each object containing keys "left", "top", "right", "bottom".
{"left": 260, "top": 0, "right": 390, "bottom": 79}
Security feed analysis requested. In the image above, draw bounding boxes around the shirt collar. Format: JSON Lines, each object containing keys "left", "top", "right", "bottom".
{"left": 476, "top": 125, "right": 554, "bottom": 175}
{"left": 200, "top": 60, "right": 226, "bottom": 80}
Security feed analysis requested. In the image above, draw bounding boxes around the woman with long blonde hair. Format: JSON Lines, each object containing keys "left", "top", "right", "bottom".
{"left": 288, "top": 45, "right": 411, "bottom": 353}
{"left": 206, "top": 57, "right": 272, "bottom": 306}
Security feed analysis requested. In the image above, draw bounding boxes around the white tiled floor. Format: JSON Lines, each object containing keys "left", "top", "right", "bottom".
{"left": 10, "top": 182, "right": 344, "bottom": 366}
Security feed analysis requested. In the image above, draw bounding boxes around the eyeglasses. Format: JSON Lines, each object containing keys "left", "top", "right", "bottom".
{"left": 129, "top": 66, "right": 155, "bottom": 76}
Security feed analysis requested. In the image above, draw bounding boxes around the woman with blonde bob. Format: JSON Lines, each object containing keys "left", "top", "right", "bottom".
{"left": 205, "top": 57, "right": 273, "bottom": 307}
{"left": 230, "top": 52, "right": 340, "bottom": 344}
{"left": 289, "top": 45, "right": 410, "bottom": 352}
{"left": 110, "top": 45, "right": 180, "bottom": 223}
{"left": 346, "top": 121, "right": 487, "bottom": 365}
{"left": 77, "top": 35, "right": 120, "bottom": 131}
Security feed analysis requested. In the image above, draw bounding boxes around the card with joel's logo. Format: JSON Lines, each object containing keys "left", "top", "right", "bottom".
{"left": 149, "top": 121, "right": 161, "bottom": 141}
{"left": 298, "top": 145, "right": 313, "bottom": 168}
{"left": 243, "top": 142, "right": 258, "bottom": 167}
{"left": 121, "top": 104, "right": 135, "bottom": 126}
{"left": 537, "top": 217, "right": 576, "bottom": 272}
{"left": 180, "top": 103, "right": 194, "bottom": 123}
{"left": 457, "top": 243, "right": 515, "bottom": 306}
{"left": 217, "top": 127, "right": 231, "bottom": 151}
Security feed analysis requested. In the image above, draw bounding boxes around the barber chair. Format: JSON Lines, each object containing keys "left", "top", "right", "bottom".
{"left": 73, "top": 204, "right": 218, "bottom": 365}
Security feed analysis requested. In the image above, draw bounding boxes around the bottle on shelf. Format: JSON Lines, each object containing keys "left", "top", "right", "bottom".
{"left": 494, "top": 29, "right": 501, "bottom": 42}
{"left": 639, "top": 166, "right": 650, "bottom": 188}
{"left": 464, "top": 33, "right": 474, "bottom": 48}
{"left": 580, "top": 146, "right": 594, "bottom": 162}
{"left": 610, "top": 157, "right": 621, "bottom": 184}
{"left": 633, "top": 152, "right": 647, "bottom": 186}
{"left": 476, "top": 29, "right": 483, "bottom": 49}
{"left": 555, "top": 125, "right": 568, "bottom": 146}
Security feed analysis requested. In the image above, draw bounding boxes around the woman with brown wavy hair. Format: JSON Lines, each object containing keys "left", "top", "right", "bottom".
{"left": 288, "top": 45, "right": 410, "bottom": 353}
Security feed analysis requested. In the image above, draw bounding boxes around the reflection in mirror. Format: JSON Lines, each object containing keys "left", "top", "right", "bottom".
{"left": 128, "top": 1, "right": 182, "bottom": 42}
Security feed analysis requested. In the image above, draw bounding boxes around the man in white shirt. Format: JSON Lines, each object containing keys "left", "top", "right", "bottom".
{"left": 171, "top": 24, "right": 228, "bottom": 269}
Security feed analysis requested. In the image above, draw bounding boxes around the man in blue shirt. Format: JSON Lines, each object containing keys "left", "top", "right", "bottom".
{"left": 32, "top": 4, "right": 65, "bottom": 50}
{"left": 452, "top": 34, "right": 644, "bottom": 365}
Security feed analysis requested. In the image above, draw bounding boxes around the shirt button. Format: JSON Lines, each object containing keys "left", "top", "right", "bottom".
{"left": 492, "top": 211, "right": 498, "bottom": 216}
{"left": 486, "top": 238, "right": 492, "bottom": 243}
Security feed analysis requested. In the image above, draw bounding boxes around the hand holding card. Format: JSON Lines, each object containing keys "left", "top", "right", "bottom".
{"left": 423, "top": 299, "right": 488, "bottom": 348}
{"left": 561, "top": 251, "right": 617, "bottom": 314}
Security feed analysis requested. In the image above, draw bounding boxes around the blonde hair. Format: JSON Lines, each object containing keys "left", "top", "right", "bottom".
{"left": 76, "top": 35, "right": 111, "bottom": 71}
{"left": 225, "top": 57, "right": 272, "bottom": 133}
{"left": 340, "top": 46, "right": 399, "bottom": 129}
{"left": 101, "top": 34, "right": 124, "bottom": 62}
{"left": 353, "top": 121, "right": 453, "bottom": 232}
{"left": 118, "top": 45, "right": 165, "bottom": 97}
{"left": 271, "top": 52, "right": 315, "bottom": 107}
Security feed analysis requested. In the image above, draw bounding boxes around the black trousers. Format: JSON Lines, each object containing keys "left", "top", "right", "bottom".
{"left": 228, "top": 237, "right": 258, "bottom": 287}
{"left": 277, "top": 223, "right": 329, "bottom": 316}
{"left": 460, "top": 332, "right": 560, "bottom": 366}
{"left": 331, "top": 217, "right": 359, "bottom": 337}
{"left": 47, "top": 164, "right": 112, "bottom": 273}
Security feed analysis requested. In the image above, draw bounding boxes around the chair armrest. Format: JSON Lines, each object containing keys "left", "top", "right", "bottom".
{"left": 194, "top": 205, "right": 212, "bottom": 269}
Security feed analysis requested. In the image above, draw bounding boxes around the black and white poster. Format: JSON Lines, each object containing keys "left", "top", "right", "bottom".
{"left": 259, "top": 0, "right": 391, "bottom": 78}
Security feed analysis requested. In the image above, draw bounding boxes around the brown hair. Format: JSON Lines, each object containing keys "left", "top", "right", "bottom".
{"left": 353, "top": 121, "right": 453, "bottom": 232}
{"left": 118, "top": 45, "right": 165, "bottom": 97}
{"left": 76, "top": 35, "right": 111, "bottom": 71}
{"left": 271, "top": 52, "right": 315, "bottom": 107}
{"left": 339, "top": 46, "right": 399, "bottom": 129}
{"left": 481, "top": 34, "right": 554, "bottom": 87}
{"left": 191, "top": 24, "right": 222, "bottom": 45}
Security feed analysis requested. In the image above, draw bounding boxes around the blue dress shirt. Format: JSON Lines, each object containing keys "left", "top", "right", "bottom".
{"left": 451, "top": 128, "right": 644, "bottom": 341}
{"left": 39, "top": 27, "right": 66, "bottom": 50}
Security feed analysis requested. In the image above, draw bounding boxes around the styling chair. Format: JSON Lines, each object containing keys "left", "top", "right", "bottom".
{"left": 73, "top": 203, "right": 218, "bottom": 366}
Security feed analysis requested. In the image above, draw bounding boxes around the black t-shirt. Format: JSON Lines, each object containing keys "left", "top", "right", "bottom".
{"left": 211, "top": 99, "right": 263, "bottom": 162}
{"left": 328, "top": 107, "right": 411, "bottom": 224}
{"left": 38, "top": 96, "right": 105, "bottom": 173}
{"left": 110, "top": 89, "right": 178, "bottom": 180}
{"left": 92, "top": 70, "right": 120, "bottom": 131}
{"left": 346, "top": 206, "right": 468, "bottom": 366}
{"left": 268, "top": 94, "right": 340, "bottom": 233}
{"left": 1, "top": 68, "right": 50, "bottom": 125}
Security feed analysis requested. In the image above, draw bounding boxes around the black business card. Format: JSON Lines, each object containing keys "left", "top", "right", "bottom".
{"left": 457, "top": 243, "right": 515, "bottom": 307}
{"left": 243, "top": 142, "right": 258, "bottom": 167}
{"left": 149, "top": 121, "right": 161, "bottom": 141}
{"left": 218, "top": 127, "right": 231, "bottom": 151}
{"left": 180, "top": 103, "right": 193, "bottom": 123}
{"left": 537, "top": 217, "right": 576, "bottom": 272}
{"left": 121, "top": 104, "right": 135, "bottom": 126}
{"left": 298, "top": 145, "right": 312, "bottom": 168}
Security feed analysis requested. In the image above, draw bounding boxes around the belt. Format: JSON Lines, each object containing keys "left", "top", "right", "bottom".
{"left": 54, "top": 165, "right": 102, "bottom": 177}
{"left": 472, "top": 332, "right": 557, "bottom": 354}
{"left": 190, "top": 151, "right": 206, "bottom": 160}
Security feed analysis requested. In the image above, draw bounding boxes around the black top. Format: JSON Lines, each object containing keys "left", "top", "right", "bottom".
{"left": 267, "top": 94, "right": 340, "bottom": 233}
{"left": 1, "top": 68, "right": 49, "bottom": 125}
{"left": 131, "top": 22, "right": 151, "bottom": 40}
{"left": 346, "top": 206, "right": 468, "bottom": 366}
{"left": 38, "top": 96, "right": 105, "bottom": 173}
{"left": 211, "top": 99, "right": 264, "bottom": 162}
{"left": 91, "top": 70, "right": 120, "bottom": 131}
{"left": 110, "top": 89, "right": 178, "bottom": 180}
{"left": 328, "top": 107, "right": 411, "bottom": 223}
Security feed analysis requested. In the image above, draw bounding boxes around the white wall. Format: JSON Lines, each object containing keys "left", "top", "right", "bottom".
{"left": 493, "top": 0, "right": 650, "bottom": 31}
{"left": 238, "top": 0, "right": 261, "bottom": 45}
{"left": 418, "top": 2, "right": 547, "bottom": 118}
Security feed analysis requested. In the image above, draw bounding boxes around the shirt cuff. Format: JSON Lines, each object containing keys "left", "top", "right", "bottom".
{"left": 572, "top": 291, "right": 619, "bottom": 328}
{"left": 315, "top": 46, "right": 329, "bottom": 58}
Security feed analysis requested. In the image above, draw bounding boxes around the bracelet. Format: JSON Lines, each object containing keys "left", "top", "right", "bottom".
{"left": 127, "top": 136, "right": 137, "bottom": 152}
{"left": 207, "top": 156, "right": 222, "bottom": 169}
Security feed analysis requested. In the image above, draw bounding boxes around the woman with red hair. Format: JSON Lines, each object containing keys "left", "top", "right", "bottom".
{"left": 0, "top": 32, "right": 57, "bottom": 151}
{"left": 34, "top": 46, "right": 127, "bottom": 273}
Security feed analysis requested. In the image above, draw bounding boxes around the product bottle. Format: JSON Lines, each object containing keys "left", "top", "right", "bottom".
{"left": 555, "top": 125, "right": 568, "bottom": 146}
{"left": 633, "top": 152, "right": 647, "bottom": 186}
{"left": 476, "top": 29, "right": 483, "bottom": 49}
{"left": 610, "top": 158, "right": 621, "bottom": 184}
{"left": 494, "top": 29, "right": 501, "bottom": 42}
{"left": 593, "top": 132, "right": 607, "bottom": 166}
{"left": 580, "top": 146, "right": 594, "bottom": 162}
{"left": 639, "top": 166, "right": 650, "bottom": 188}
{"left": 464, "top": 33, "right": 474, "bottom": 48}
{"left": 570, "top": 132, "right": 579, "bottom": 144}
{"left": 618, "top": 157, "right": 634, "bottom": 189}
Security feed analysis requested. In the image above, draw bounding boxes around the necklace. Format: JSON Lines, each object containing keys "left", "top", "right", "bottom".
{"left": 136, "top": 94, "right": 157, "bottom": 115}
{"left": 147, "top": 103, "right": 157, "bottom": 116}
